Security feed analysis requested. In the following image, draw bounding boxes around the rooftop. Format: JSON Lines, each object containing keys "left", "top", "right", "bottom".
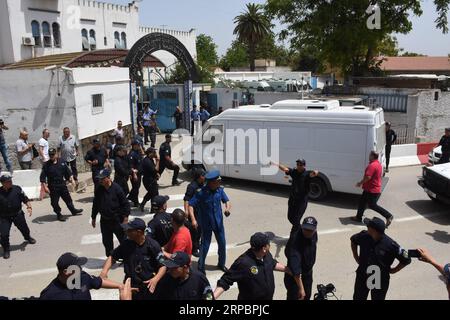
{"left": 379, "top": 56, "right": 450, "bottom": 71}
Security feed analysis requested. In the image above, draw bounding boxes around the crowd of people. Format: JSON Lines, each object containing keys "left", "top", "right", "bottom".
{"left": 0, "top": 114, "right": 449, "bottom": 301}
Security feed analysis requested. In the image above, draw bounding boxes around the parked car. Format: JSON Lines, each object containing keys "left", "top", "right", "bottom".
{"left": 428, "top": 145, "right": 442, "bottom": 164}
{"left": 418, "top": 162, "right": 450, "bottom": 204}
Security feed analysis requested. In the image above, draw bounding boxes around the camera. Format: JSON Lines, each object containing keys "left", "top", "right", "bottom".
{"left": 314, "top": 283, "right": 336, "bottom": 300}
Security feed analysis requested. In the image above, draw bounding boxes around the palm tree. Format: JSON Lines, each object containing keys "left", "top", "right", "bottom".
{"left": 233, "top": 3, "right": 272, "bottom": 71}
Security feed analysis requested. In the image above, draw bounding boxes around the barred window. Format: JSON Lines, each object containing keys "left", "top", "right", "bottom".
{"left": 92, "top": 94, "right": 104, "bottom": 114}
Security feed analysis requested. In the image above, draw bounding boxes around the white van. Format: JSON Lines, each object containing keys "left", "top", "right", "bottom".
{"left": 182, "top": 99, "right": 386, "bottom": 200}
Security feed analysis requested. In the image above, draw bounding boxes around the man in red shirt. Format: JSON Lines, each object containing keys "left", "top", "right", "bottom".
{"left": 163, "top": 209, "right": 192, "bottom": 258}
{"left": 351, "top": 151, "right": 394, "bottom": 227}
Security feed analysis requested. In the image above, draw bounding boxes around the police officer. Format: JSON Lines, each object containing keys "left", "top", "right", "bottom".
{"left": 147, "top": 195, "right": 173, "bottom": 247}
{"left": 284, "top": 217, "right": 318, "bottom": 300}
{"left": 159, "top": 134, "right": 181, "bottom": 186}
{"left": 385, "top": 122, "right": 397, "bottom": 173}
{"left": 149, "top": 118, "right": 159, "bottom": 148}
{"left": 437, "top": 128, "right": 450, "bottom": 164}
{"left": 272, "top": 159, "right": 319, "bottom": 235}
{"left": 100, "top": 218, "right": 167, "bottom": 300}
{"left": 40, "top": 148, "right": 83, "bottom": 222}
{"left": 91, "top": 169, "right": 130, "bottom": 257}
{"left": 351, "top": 217, "right": 411, "bottom": 300}
{"left": 128, "top": 140, "right": 143, "bottom": 207}
{"left": 0, "top": 175, "right": 36, "bottom": 259}
{"left": 188, "top": 170, "right": 231, "bottom": 273}
{"left": 40, "top": 252, "right": 123, "bottom": 300}
{"left": 139, "top": 147, "right": 160, "bottom": 212}
{"left": 113, "top": 145, "right": 132, "bottom": 197}
{"left": 214, "top": 232, "right": 289, "bottom": 300}
{"left": 184, "top": 168, "right": 206, "bottom": 258}
{"left": 155, "top": 251, "right": 214, "bottom": 300}
{"left": 84, "top": 138, "right": 109, "bottom": 189}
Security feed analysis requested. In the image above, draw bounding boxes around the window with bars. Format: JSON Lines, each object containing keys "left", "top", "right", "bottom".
{"left": 114, "top": 32, "right": 120, "bottom": 49}
{"left": 121, "top": 32, "right": 127, "bottom": 49}
{"left": 81, "top": 29, "right": 89, "bottom": 51}
{"left": 31, "top": 20, "right": 42, "bottom": 46}
{"left": 52, "top": 23, "right": 61, "bottom": 48}
{"left": 92, "top": 94, "right": 104, "bottom": 114}
{"left": 89, "top": 29, "right": 96, "bottom": 51}
{"left": 42, "top": 22, "right": 51, "bottom": 47}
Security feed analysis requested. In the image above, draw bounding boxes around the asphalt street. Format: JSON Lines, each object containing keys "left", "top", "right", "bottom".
{"left": 0, "top": 146, "right": 449, "bottom": 300}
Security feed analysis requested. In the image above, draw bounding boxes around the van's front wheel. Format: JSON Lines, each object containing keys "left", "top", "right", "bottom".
{"left": 309, "top": 178, "right": 328, "bottom": 201}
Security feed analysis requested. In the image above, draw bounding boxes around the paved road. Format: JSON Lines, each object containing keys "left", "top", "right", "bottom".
{"left": 0, "top": 160, "right": 448, "bottom": 300}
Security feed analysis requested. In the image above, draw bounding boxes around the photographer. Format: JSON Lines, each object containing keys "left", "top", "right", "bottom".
{"left": 0, "top": 119, "right": 13, "bottom": 173}
{"left": 417, "top": 248, "right": 450, "bottom": 299}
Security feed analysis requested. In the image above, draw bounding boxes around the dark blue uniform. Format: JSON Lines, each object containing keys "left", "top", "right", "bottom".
{"left": 351, "top": 231, "right": 411, "bottom": 300}
{"left": 189, "top": 185, "right": 229, "bottom": 273}
{"left": 156, "top": 269, "right": 213, "bottom": 300}
{"left": 40, "top": 271, "right": 102, "bottom": 300}
{"left": 159, "top": 142, "right": 179, "bottom": 184}
{"left": 111, "top": 235, "right": 164, "bottom": 300}
{"left": 92, "top": 182, "right": 130, "bottom": 256}
{"left": 284, "top": 227, "right": 318, "bottom": 300}
{"left": 286, "top": 169, "right": 312, "bottom": 233}
{"left": 438, "top": 135, "right": 450, "bottom": 164}
{"left": 84, "top": 147, "right": 108, "bottom": 187}
{"left": 40, "top": 159, "right": 77, "bottom": 216}
{"left": 385, "top": 129, "right": 397, "bottom": 170}
{"left": 184, "top": 180, "right": 203, "bottom": 253}
{"left": 147, "top": 212, "right": 173, "bottom": 247}
{"left": 128, "top": 149, "right": 143, "bottom": 206}
{"left": 217, "top": 249, "right": 278, "bottom": 300}
{"left": 140, "top": 157, "right": 159, "bottom": 209}
{"left": 0, "top": 185, "right": 32, "bottom": 252}
{"left": 114, "top": 155, "right": 131, "bottom": 196}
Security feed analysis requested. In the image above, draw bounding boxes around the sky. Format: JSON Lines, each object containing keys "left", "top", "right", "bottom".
{"left": 108, "top": 0, "right": 450, "bottom": 57}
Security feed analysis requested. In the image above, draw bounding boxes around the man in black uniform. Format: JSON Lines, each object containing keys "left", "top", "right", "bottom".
{"left": 437, "top": 128, "right": 450, "bottom": 164}
{"left": 113, "top": 145, "right": 131, "bottom": 197}
{"left": 146, "top": 195, "right": 173, "bottom": 247}
{"left": 128, "top": 140, "right": 143, "bottom": 207}
{"left": 351, "top": 217, "right": 411, "bottom": 300}
{"left": 284, "top": 217, "right": 318, "bottom": 300}
{"left": 184, "top": 168, "right": 206, "bottom": 257}
{"left": 91, "top": 169, "right": 130, "bottom": 256}
{"left": 40, "top": 252, "right": 123, "bottom": 300}
{"left": 84, "top": 138, "right": 109, "bottom": 189}
{"left": 140, "top": 147, "right": 160, "bottom": 212}
{"left": 40, "top": 148, "right": 83, "bottom": 222}
{"left": 385, "top": 122, "right": 397, "bottom": 173}
{"left": 100, "top": 218, "right": 167, "bottom": 300}
{"left": 214, "top": 232, "right": 289, "bottom": 300}
{"left": 0, "top": 175, "right": 36, "bottom": 259}
{"left": 155, "top": 251, "right": 214, "bottom": 300}
{"left": 159, "top": 134, "right": 180, "bottom": 186}
{"left": 272, "top": 159, "right": 319, "bottom": 235}
{"left": 149, "top": 119, "right": 158, "bottom": 148}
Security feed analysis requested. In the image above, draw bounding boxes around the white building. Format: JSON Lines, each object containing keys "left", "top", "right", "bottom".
{"left": 0, "top": 0, "right": 197, "bottom": 67}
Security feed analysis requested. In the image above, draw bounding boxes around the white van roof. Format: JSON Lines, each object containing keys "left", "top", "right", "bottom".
{"left": 214, "top": 100, "right": 382, "bottom": 125}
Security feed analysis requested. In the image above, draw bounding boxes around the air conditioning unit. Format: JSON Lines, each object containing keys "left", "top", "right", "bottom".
{"left": 22, "top": 37, "right": 35, "bottom": 46}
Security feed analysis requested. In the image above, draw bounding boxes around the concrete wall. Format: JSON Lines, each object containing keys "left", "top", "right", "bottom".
{"left": 0, "top": 0, "right": 14, "bottom": 65}
{"left": 415, "top": 90, "right": 450, "bottom": 141}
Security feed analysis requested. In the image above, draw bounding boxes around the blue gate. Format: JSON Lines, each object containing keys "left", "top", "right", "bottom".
{"left": 150, "top": 97, "right": 179, "bottom": 132}
{"left": 207, "top": 93, "right": 218, "bottom": 115}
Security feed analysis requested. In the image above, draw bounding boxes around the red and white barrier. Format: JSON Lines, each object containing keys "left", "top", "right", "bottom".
{"left": 390, "top": 142, "right": 436, "bottom": 168}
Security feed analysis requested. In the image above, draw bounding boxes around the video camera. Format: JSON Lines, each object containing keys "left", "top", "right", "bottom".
{"left": 313, "top": 283, "right": 337, "bottom": 300}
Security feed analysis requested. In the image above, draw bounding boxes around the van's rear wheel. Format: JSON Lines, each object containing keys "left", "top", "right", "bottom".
{"left": 309, "top": 178, "right": 328, "bottom": 201}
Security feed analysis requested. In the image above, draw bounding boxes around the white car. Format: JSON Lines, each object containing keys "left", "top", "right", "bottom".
{"left": 418, "top": 162, "right": 450, "bottom": 204}
{"left": 428, "top": 146, "right": 442, "bottom": 164}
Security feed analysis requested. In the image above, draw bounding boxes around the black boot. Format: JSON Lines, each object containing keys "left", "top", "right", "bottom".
{"left": 56, "top": 214, "right": 66, "bottom": 222}
{"left": 3, "top": 250, "right": 10, "bottom": 259}
{"left": 26, "top": 237, "right": 37, "bottom": 244}
{"left": 71, "top": 208, "right": 83, "bottom": 216}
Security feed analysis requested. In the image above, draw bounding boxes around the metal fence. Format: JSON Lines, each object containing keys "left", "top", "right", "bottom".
{"left": 393, "top": 127, "right": 417, "bottom": 145}
{"left": 365, "top": 93, "right": 408, "bottom": 113}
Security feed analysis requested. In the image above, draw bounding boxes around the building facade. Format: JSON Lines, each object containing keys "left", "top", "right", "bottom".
{"left": 0, "top": 0, "right": 197, "bottom": 67}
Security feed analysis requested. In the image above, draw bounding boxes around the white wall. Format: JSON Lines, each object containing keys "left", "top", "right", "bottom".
{"left": 0, "top": 0, "right": 14, "bottom": 65}
{"left": 72, "top": 67, "right": 131, "bottom": 139}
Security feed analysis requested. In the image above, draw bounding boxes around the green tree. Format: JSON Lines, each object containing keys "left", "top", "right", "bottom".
{"left": 234, "top": 3, "right": 272, "bottom": 71}
{"left": 219, "top": 40, "right": 249, "bottom": 71}
{"left": 401, "top": 52, "right": 426, "bottom": 57}
{"left": 265, "top": 0, "right": 450, "bottom": 76}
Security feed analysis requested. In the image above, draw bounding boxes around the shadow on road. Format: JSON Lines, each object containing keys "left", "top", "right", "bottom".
{"left": 338, "top": 216, "right": 365, "bottom": 227}
{"left": 76, "top": 197, "right": 94, "bottom": 204}
{"left": 84, "top": 258, "right": 121, "bottom": 271}
{"left": 3, "top": 241, "right": 29, "bottom": 253}
{"left": 405, "top": 200, "right": 450, "bottom": 226}
{"left": 425, "top": 230, "right": 450, "bottom": 244}
{"left": 32, "top": 213, "right": 83, "bottom": 224}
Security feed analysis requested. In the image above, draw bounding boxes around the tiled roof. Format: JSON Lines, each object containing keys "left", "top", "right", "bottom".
{"left": 379, "top": 56, "right": 450, "bottom": 71}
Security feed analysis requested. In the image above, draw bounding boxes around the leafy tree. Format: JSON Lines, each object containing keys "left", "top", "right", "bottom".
{"left": 219, "top": 40, "right": 250, "bottom": 71}
{"left": 234, "top": 3, "right": 272, "bottom": 71}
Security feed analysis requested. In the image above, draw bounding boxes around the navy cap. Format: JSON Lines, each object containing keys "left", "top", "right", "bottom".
{"left": 165, "top": 134, "right": 171, "bottom": 139}
{"left": 56, "top": 252, "right": 88, "bottom": 271}
{"left": 96, "top": 168, "right": 111, "bottom": 180}
{"left": 302, "top": 216, "right": 318, "bottom": 231}
{"left": 205, "top": 170, "right": 221, "bottom": 181}
{"left": 296, "top": 159, "right": 306, "bottom": 166}
{"left": 92, "top": 138, "right": 100, "bottom": 144}
{"left": 131, "top": 139, "right": 140, "bottom": 145}
{"left": 0, "top": 174, "right": 12, "bottom": 183}
{"left": 364, "top": 217, "right": 386, "bottom": 234}
{"left": 162, "top": 251, "right": 190, "bottom": 268}
{"left": 122, "top": 218, "right": 146, "bottom": 231}
{"left": 193, "top": 168, "right": 206, "bottom": 180}
{"left": 250, "top": 232, "right": 270, "bottom": 250}
{"left": 151, "top": 195, "right": 169, "bottom": 208}
{"left": 48, "top": 148, "right": 57, "bottom": 155}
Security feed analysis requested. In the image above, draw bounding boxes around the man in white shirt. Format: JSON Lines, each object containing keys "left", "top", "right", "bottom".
{"left": 112, "top": 121, "right": 124, "bottom": 140}
{"left": 39, "top": 129, "right": 50, "bottom": 165}
{"left": 15, "top": 131, "right": 34, "bottom": 170}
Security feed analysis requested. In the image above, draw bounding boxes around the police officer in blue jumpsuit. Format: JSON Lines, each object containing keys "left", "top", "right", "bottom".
{"left": 188, "top": 170, "right": 231, "bottom": 274}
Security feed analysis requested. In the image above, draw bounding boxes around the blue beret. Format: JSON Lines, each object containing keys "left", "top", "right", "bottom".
{"left": 205, "top": 170, "right": 221, "bottom": 181}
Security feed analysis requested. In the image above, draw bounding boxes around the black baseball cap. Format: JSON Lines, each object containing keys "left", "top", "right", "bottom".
{"left": 0, "top": 174, "right": 12, "bottom": 183}
{"left": 92, "top": 138, "right": 100, "bottom": 144}
{"left": 193, "top": 168, "right": 206, "bottom": 180}
{"left": 250, "top": 232, "right": 270, "bottom": 250}
{"left": 364, "top": 217, "right": 386, "bottom": 234}
{"left": 296, "top": 159, "right": 306, "bottom": 166}
{"left": 56, "top": 252, "right": 88, "bottom": 271}
{"left": 165, "top": 134, "right": 171, "bottom": 139}
{"left": 151, "top": 195, "right": 169, "bottom": 209}
{"left": 48, "top": 148, "right": 57, "bottom": 155}
{"left": 96, "top": 168, "right": 111, "bottom": 180}
{"left": 302, "top": 216, "right": 318, "bottom": 231}
{"left": 162, "top": 251, "right": 190, "bottom": 268}
{"left": 122, "top": 218, "right": 146, "bottom": 231}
